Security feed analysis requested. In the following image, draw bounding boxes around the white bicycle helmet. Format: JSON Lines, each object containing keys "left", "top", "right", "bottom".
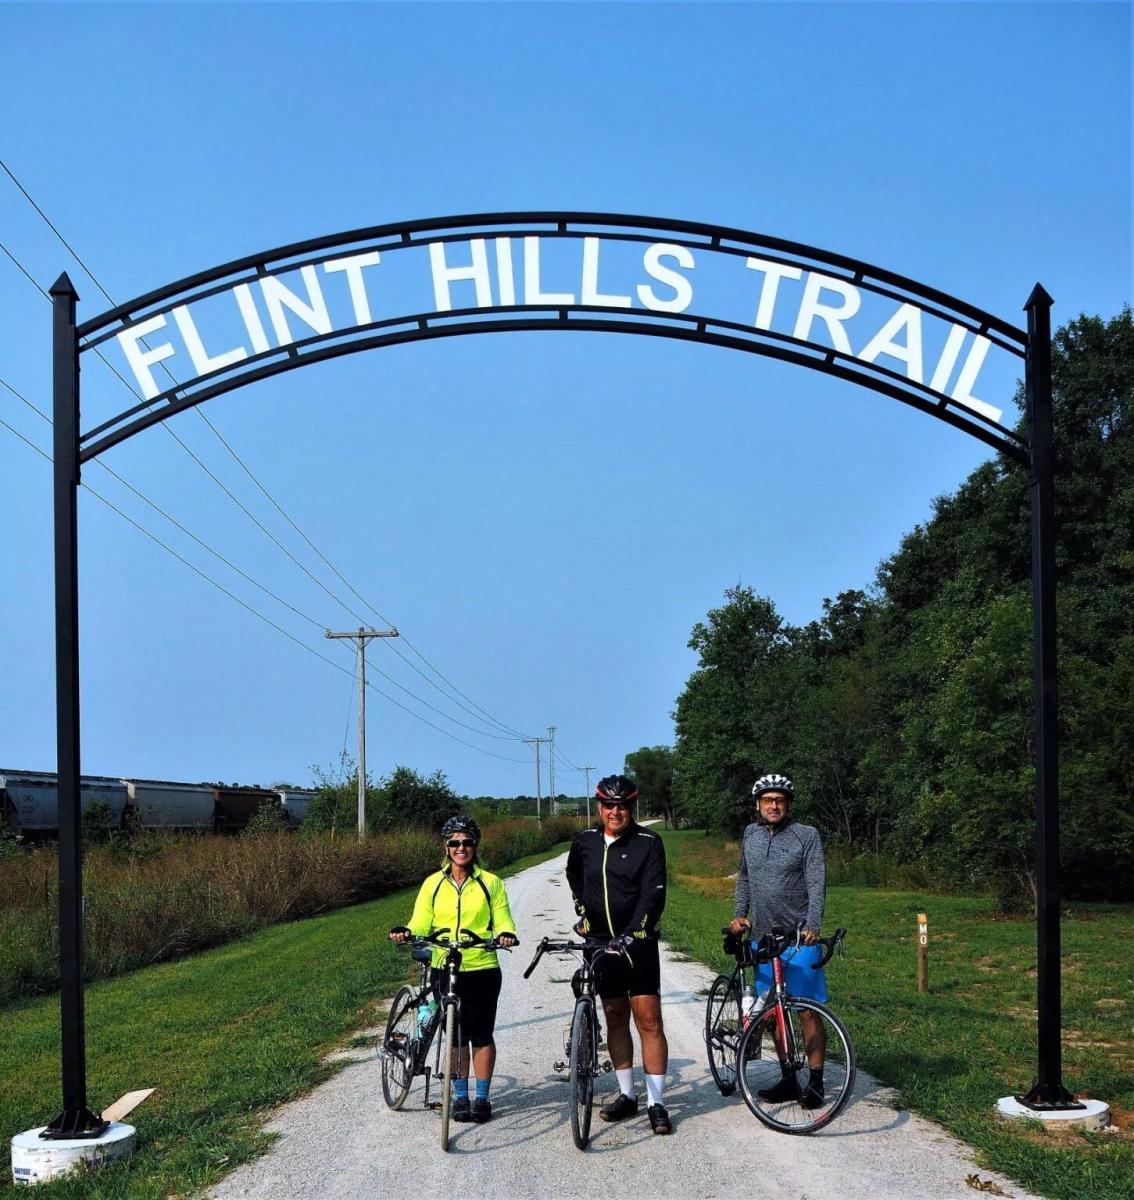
{"left": 751, "top": 773, "right": 794, "bottom": 800}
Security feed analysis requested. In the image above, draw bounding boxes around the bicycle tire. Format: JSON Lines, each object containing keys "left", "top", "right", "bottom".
{"left": 440, "top": 1000, "right": 456, "bottom": 1152}
{"left": 569, "top": 997, "right": 595, "bottom": 1149}
{"left": 381, "top": 986, "right": 417, "bottom": 1110}
{"left": 737, "top": 998, "right": 856, "bottom": 1134}
{"left": 704, "top": 973, "right": 742, "bottom": 1096}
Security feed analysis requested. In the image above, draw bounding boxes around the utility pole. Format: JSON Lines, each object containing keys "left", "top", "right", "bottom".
{"left": 523, "top": 736, "right": 545, "bottom": 820}
{"left": 547, "top": 724, "right": 557, "bottom": 816}
{"left": 581, "top": 765, "right": 595, "bottom": 824}
{"left": 325, "top": 626, "right": 398, "bottom": 838}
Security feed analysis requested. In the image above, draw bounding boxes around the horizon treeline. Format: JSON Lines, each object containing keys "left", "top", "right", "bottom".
{"left": 672, "top": 308, "right": 1133, "bottom": 905}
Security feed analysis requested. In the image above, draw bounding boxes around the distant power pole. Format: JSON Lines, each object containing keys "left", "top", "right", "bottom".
{"left": 325, "top": 626, "right": 399, "bottom": 838}
{"left": 523, "top": 736, "right": 545, "bottom": 820}
{"left": 547, "top": 724, "right": 557, "bottom": 815}
{"left": 581, "top": 765, "right": 595, "bottom": 823}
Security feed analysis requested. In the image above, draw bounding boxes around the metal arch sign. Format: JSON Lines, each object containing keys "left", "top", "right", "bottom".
{"left": 46, "top": 212, "right": 1071, "bottom": 1141}
{"left": 73, "top": 213, "right": 1027, "bottom": 464}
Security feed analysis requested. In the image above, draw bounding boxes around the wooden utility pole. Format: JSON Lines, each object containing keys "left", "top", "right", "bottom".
{"left": 581, "top": 765, "right": 595, "bottom": 823}
{"left": 523, "top": 736, "right": 545, "bottom": 820}
{"left": 325, "top": 626, "right": 398, "bottom": 837}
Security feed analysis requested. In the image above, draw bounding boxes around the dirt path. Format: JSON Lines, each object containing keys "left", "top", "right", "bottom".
{"left": 209, "top": 852, "right": 1038, "bottom": 1200}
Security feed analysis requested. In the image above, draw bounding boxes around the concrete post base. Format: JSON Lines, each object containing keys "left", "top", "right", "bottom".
{"left": 10, "top": 1122, "right": 136, "bottom": 1186}
{"left": 996, "top": 1096, "right": 1111, "bottom": 1129}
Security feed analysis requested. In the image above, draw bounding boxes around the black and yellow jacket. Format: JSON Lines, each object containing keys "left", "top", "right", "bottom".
{"left": 407, "top": 863, "right": 517, "bottom": 972}
{"left": 565, "top": 823, "right": 666, "bottom": 939}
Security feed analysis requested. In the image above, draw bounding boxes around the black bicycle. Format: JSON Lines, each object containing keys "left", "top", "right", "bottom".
{"left": 719, "top": 926, "right": 853, "bottom": 1135}
{"left": 382, "top": 927, "right": 514, "bottom": 1151}
{"left": 524, "top": 936, "right": 622, "bottom": 1150}
{"left": 703, "top": 926, "right": 757, "bottom": 1096}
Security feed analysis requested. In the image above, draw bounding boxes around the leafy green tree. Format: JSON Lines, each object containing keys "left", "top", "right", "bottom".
{"left": 624, "top": 745, "right": 678, "bottom": 827}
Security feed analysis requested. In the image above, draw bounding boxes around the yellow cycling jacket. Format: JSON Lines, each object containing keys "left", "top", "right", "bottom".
{"left": 407, "top": 863, "right": 517, "bottom": 973}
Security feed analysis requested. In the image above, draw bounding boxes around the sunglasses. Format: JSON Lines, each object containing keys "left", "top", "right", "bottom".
{"left": 447, "top": 839, "right": 476, "bottom": 849}
{"left": 599, "top": 801, "right": 630, "bottom": 811}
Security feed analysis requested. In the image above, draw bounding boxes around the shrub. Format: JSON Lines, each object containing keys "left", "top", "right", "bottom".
{"left": 0, "top": 816, "right": 584, "bottom": 1006}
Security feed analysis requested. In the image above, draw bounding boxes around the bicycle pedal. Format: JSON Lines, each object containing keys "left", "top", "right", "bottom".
{"left": 553, "top": 1060, "right": 568, "bottom": 1072}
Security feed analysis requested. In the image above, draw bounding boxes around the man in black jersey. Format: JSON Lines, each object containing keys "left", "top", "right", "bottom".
{"left": 566, "top": 774, "right": 671, "bottom": 1134}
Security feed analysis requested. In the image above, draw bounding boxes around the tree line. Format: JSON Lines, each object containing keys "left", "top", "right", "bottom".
{"left": 637, "top": 309, "right": 1132, "bottom": 905}
{"left": 306, "top": 759, "right": 589, "bottom": 833}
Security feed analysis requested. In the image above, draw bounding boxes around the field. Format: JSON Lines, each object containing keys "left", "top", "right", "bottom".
{"left": 0, "top": 840, "right": 569, "bottom": 1200}
{"left": 0, "top": 816, "right": 582, "bottom": 1005}
{"left": 661, "top": 829, "right": 1134, "bottom": 1200}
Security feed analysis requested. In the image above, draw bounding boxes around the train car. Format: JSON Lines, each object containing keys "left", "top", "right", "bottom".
{"left": 212, "top": 785, "right": 279, "bottom": 833}
{"left": 1, "top": 770, "right": 128, "bottom": 838}
{"left": 276, "top": 788, "right": 317, "bottom": 829}
{"left": 123, "top": 779, "right": 215, "bottom": 830}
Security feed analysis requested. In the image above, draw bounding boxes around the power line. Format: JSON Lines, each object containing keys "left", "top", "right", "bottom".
{"left": 0, "top": 419, "right": 533, "bottom": 765}
{"left": 0, "top": 165, "right": 533, "bottom": 743}
{"left": 4, "top": 370, "right": 530, "bottom": 742}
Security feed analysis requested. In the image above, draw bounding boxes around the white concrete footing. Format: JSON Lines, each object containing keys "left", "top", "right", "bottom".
{"left": 10, "top": 1122, "right": 136, "bottom": 1186}
{"left": 996, "top": 1095, "right": 1111, "bottom": 1129}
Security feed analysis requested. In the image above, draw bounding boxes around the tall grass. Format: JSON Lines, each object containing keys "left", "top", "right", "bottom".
{"left": 0, "top": 816, "right": 581, "bottom": 1006}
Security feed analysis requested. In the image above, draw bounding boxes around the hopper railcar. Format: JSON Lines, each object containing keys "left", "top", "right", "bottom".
{"left": 2, "top": 771, "right": 314, "bottom": 838}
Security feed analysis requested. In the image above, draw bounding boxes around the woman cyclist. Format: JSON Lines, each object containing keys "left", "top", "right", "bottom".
{"left": 389, "top": 815, "right": 518, "bottom": 1123}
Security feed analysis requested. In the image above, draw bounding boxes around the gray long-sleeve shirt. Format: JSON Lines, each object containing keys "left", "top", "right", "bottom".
{"left": 733, "top": 819, "right": 826, "bottom": 934}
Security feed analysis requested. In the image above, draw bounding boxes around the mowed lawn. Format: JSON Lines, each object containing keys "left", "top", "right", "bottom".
{"left": 660, "top": 829, "right": 1134, "bottom": 1200}
{"left": 0, "top": 844, "right": 564, "bottom": 1200}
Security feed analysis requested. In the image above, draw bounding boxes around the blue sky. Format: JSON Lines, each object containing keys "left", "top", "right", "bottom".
{"left": 1, "top": 1, "right": 1130, "bottom": 799}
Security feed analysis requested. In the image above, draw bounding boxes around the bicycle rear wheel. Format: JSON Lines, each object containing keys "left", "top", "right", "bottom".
{"left": 704, "top": 973, "right": 742, "bottom": 1095}
{"left": 381, "top": 986, "right": 416, "bottom": 1110}
{"left": 737, "top": 999, "right": 855, "bottom": 1134}
{"left": 440, "top": 1001, "right": 457, "bottom": 1152}
{"left": 569, "top": 998, "right": 595, "bottom": 1149}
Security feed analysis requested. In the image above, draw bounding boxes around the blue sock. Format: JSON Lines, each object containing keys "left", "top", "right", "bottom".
{"left": 475, "top": 1078, "right": 491, "bottom": 1101}
{"left": 453, "top": 1077, "right": 469, "bottom": 1100}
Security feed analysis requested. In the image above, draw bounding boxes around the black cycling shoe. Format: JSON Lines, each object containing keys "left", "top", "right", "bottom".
{"left": 472, "top": 1098, "right": 492, "bottom": 1123}
{"left": 451, "top": 1095, "right": 472, "bottom": 1122}
{"left": 799, "top": 1083, "right": 826, "bottom": 1110}
{"left": 647, "top": 1103, "right": 672, "bottom": 1134}
{"left": 757, "top": 1075, "right": 802, "bottom": 1103}
{"left": 599, "top": 1092, "right": 639, "bottom": 1122}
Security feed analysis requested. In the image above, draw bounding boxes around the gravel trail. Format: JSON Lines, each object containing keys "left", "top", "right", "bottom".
{"left": 209, "top": 852, "right": 1038, "bottom": 1200}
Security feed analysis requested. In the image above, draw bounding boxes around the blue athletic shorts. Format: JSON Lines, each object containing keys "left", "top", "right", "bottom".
{"left": 752, "top": 941, "right": 828, "bottom": 1003}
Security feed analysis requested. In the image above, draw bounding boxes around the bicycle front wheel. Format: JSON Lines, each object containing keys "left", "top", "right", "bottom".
{"left": 381, "top": 986, "right": 416, "bottom": 1110}
{"left": 737, "top": 998, "right": 855, "bottom": 1134}
{"left": 439, "top": 1001, "right": 457, "bottom": 1151}
{"left": 704, "top": 973, "right": 742, "bottom": 1095}
{"left": 569, "top": 998, "right": 595, "bottom": 1150}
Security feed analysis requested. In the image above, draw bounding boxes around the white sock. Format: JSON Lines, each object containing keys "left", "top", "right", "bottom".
{"left": 615, "top": 1067, "right": 635, "bottom": 1098}
{"left": 645, "top": 1073, "right": 666, "bottom": 1107}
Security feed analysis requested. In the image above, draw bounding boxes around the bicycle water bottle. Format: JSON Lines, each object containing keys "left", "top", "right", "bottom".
{"left": 417, "top": 997, "right": 438, "bottom": 1036}
{"left": 741, "top": 984, "right": 757, "bottom": 1027}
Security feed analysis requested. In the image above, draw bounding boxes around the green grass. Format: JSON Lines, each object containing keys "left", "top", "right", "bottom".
{"left": 662, "top": 829, "right": 1134, "bottom": 1200}
{"left": 0, "top": 838, "right": 576, "bottom": 1199}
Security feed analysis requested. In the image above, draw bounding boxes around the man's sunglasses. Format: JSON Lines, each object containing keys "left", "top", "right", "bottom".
{"left": 599, "top": 800, "right": 631, "bottom": 810}
{"left": 447, "top": 839, "right": 476, "bottom": 849}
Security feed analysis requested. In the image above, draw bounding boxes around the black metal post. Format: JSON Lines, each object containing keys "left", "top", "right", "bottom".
{"left": 1017, "top": 284, "right": 1081, "bottom": 1110}
{"left": 44, "top": 273, "right": 106, "bottom": 1140}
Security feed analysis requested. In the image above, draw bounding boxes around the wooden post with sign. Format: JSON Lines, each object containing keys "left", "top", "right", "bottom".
{"left": 917, "top": 912, "right": 929, "bottom": 993}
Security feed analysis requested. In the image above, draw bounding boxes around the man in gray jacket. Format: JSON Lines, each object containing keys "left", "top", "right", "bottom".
{"left": 729, "top": 773, "right": 828, "bottom": 1107}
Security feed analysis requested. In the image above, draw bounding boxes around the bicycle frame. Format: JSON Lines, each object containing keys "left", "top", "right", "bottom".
{"left": 749, "top": 929, "right": 846, "bottom": 1070}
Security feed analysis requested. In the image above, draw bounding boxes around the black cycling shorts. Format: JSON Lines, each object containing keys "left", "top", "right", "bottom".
{"left": 431, "top": 966, "right": 502, "bottom": 1047}
{"left": 593, "top": 937, "right": 661, "bottom": 1001}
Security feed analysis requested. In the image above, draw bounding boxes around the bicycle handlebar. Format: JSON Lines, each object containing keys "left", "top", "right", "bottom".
{"left": 812, "top": 927, "right": 847, "bottom": 969}
{"left": 394, "top": 927, "right": 518, "bottom": 954}
{"left": 523, "top": 934, "right": 630, "bottom": 979}
{"left": 726, "top": 924, "right": 848, "bottom": 967}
